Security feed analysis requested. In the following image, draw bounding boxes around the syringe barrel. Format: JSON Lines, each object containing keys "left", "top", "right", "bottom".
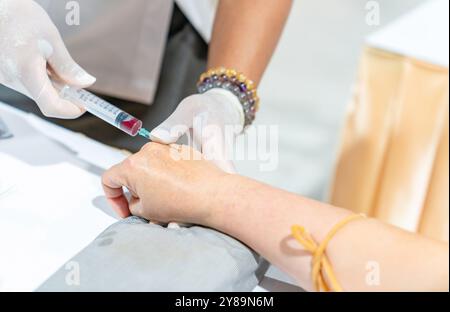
{"left": 59, "top": 86, "right": 143, "bottom": 137}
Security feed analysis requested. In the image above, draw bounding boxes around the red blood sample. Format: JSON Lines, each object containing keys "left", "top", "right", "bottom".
{"left": 119, "top": 116, "right": 143, "bottom": 136}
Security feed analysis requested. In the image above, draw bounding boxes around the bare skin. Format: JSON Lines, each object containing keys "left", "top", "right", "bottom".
{"left": 208, "top": 0, "right": 293, "bottom": 84}
{"left": 102, "top": 143, "right": 449, "bottom": 292}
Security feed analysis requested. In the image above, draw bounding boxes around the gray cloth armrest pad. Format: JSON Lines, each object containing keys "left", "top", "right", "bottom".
{"left": 38, "top": 217, "right": 267, "bottom": 292}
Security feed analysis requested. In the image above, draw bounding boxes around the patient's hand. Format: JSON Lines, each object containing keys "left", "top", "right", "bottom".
{"left": 102, "top": 143, "right": 229, "bottom": 225}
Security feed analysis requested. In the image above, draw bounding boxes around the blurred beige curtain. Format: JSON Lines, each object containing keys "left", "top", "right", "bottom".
{"left": 329, "top": 47, "right": 449, "bottom": 243}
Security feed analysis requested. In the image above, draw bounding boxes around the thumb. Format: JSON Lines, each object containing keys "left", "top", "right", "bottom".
{"left": 43, "top": 35, "right": 96, "bottom": 88}
{"left": 150, "top": 100, "right": 195, "bottom": 144}
{"left": 23, "top": 57, "right": 85, "bottom": 119}
{"left": 102, "top": 162, "right": 132, "bottom": 219}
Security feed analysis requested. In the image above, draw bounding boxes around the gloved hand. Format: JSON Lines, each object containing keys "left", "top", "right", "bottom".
{"left": 0, "top": 0, "right": 96, "bottom": 118}
{"left": 150, "top": 89, "right": 245, "bottom": 173}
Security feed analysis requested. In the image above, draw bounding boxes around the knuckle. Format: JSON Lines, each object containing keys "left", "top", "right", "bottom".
{"left": 141, "top": 142, "right": 155, "bottom": 152}
{"left": 100, "top": 172, "right": 110, "bottom": 186}
{"left": 179, "top": 96, "right": 193, "bottom": 107}
{"left": 122, "top": 156, "right": 137, "bottom": 170}
{"left": 38, "top": 105, "right": 78, "bottom": 119}
{"left": 40, "top": 108, "right": 53, "bottom": 118}
{"left": 143, "top": 142, "right": 166, "bottom": 156}
{"left": 178, "top": 95, "right": 199, "bottom": 109}
{"left": 130, "top": 205, "right": 141, "bottom": 217}
{"left": 38, "top": 103, "right": 64, "bottom": 118}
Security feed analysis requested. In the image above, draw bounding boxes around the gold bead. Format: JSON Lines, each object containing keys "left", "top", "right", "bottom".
{"left": 255, "top": 100, "right": 261, "bottom": 111}
{"left": 237, "top": 73, "right": 247, "bottom": 82}
{"left": 246, "top": 80, "right": 255, "bottom": 90}
{"left": 226, "top": 69, "right": 237, "bottom": 77}
{"left": 217, "top": 67, "right": 226, "bottom": 75}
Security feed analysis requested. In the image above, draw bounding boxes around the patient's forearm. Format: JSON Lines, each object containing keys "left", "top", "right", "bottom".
{"left": 210, "top": 175, "right": 449, "bottom": 291}
{"left": 208, "top": 0, "right": 292, "bottom": 84}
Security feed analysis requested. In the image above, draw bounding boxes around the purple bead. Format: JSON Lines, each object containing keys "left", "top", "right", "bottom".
{"left": 239, "top": 83, "right": 247, "bottom": 92}
{"left": 203, "top": 77, "right": 212, "bottom": 84}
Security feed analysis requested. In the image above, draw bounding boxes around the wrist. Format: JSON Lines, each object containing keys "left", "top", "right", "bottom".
{"left": 203, "top": 173, "right": 247, "bottom": 230}
{"left": 197, "top": 67, "right": 260, "bottom": 129}
{"left": 204, "top": 88, "right": 245, "bottom": 131}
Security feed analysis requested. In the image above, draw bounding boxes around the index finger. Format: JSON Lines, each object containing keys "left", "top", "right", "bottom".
{"left": 102, "top": 163, "right": 132, "bottom": 218}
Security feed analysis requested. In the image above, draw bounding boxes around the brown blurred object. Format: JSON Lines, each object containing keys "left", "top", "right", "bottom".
{"left": 329, "top": 47, "right": 449, "bottom": 242}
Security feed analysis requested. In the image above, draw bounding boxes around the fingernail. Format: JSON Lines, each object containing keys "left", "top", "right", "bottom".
{"left": 74, "top": 66, "right": 96, "bottom": 85}
{"left": 150, "top": 128, "right": 173, "bottom": 143}
{"left": 168, "top": 222, "right": 181, "bottom": 229}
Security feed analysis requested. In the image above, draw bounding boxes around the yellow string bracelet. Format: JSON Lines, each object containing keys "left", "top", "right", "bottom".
{"left": 291, "top": 213, "right": 366, "bottom": 292}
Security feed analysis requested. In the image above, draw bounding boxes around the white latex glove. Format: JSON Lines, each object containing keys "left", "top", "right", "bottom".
{"left": 0, "top": 0, "right": 96, "bottom": 118}
{"left": 150, "top": 89, "right": 245, "bottom": 174}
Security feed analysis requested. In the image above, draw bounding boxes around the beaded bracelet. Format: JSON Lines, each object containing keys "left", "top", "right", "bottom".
{"left": 197, "top": 67, "right": 260, "bottom": 128}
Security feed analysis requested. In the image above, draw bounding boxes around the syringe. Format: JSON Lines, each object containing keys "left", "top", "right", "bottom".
{"left": 58, "top": 85, "right": 151, "bottom": 139}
